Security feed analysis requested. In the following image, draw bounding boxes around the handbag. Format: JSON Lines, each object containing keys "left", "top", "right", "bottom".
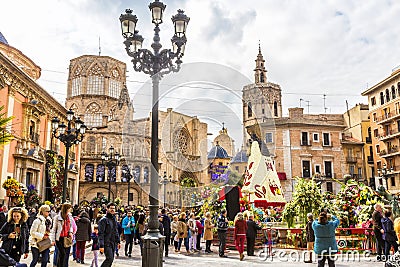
{"left": 37, "top": 238, "right": 52, "bottom": 252}
{"left": 63, "top": 236, "right": 73, "bottom": 248}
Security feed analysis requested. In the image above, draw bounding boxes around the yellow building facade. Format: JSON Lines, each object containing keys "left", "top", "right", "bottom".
{"left": 362, "top": 69, "right": 400, "bottom": 192}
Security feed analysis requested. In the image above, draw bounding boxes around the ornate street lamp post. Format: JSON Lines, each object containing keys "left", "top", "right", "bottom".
{"left": 119, "top": 2, "right": 189, "bottom": 266}
{"left": 123, "top": 165, "right": 134, "bottom": 207}
{"left": 51, "top": 109, "right": 86, "bottom": 203}
{"left": 378, "top": 163, "right": 393, "bottom": 189}
{"left": 161, "top": 172, "right": 170, "bottom": 208}
{"left": 101, "top": 146, "right": 120, "bottom": 202}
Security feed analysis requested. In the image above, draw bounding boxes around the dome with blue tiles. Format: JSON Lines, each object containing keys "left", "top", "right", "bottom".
{"left": 208, "top": 142, "right": 230, "bottom": 159}
{"left": 231, "top": 149, "right": 248, "bottom": 163}
{"left": 0, "top": 32, "right": 8, "bottom": 45}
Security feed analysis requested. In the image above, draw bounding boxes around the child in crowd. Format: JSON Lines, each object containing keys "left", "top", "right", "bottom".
{"left": 91, "top": 225, "right": 100, "bottom": 267}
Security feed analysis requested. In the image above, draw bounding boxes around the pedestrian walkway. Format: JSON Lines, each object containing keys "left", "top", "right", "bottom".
{"left": 19, "top": 242, "right": 386, "bottom": 267}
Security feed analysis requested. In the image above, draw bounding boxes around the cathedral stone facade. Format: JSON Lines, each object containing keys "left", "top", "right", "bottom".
{"left": 65, "top": 55, "right": 209, "bottom": 206}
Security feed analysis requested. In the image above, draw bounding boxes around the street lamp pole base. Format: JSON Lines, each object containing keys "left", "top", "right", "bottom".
{"left": 142, "top": 232, "right": 165, "bottom": 267}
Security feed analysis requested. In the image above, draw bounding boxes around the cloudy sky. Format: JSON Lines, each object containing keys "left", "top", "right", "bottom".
{"left": 2, "top": 0, "right": 400, "bottom": 149}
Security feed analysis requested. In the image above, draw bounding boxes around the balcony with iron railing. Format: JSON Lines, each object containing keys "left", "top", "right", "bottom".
{"left": 376, "top": 110, "right": 400, "bottom": 124}
{"left": 379, "top": 128, "right": 400, "bottom": 141}
{"left": 346, "top": 157, "right": 357, "bottom": 163}
{"left": 381, "top": 146, "right": 400, "bottom": 158}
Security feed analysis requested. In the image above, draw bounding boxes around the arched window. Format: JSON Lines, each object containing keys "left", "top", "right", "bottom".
{"left": 122, "top": 145, "right": 130, "bottom": 157}
{"left": 392, "top": 86, "right": 396, "bottom": 100}
{"left": 109, "top": 68, "right": 122, "bottom": 98}
{"left": 134, "top": 166, "right": 141, "bottom": 183}
{"left": 274, "top": 101, "right": 278, "bottom": 117}
{"left": 108, "top": 163, "right": 116, "bottom": 182}
{"left": 260, "top": 72, "right": 264, "bottom": 83}
{"left": 87, "top": 136, "right": 96, "bottom": 154}
{"left": 71, "top": 65, "right": 83, "bottom": 97}
{"left": 386, "top": 89, "right": 390, "bottom": 102}
{"left": 143, "top": 167, "right": 149, "bottom": 183}
{"left": 85, "top": 103, "right": 102, "bottom": 128}
{"left": 85, "top": 164, "right": 94, "bottom": 182}
{"left": 121, "top": 165, "right": 129, "bottom": 182}
{"left": 398, "top": 82, "right": 400, "bottom": 97}
{"left": 87, "top": 63, "right": 104, "bottom": 95}
{"left": 247, "top": 102, "right": 253, "bottom": 117}
{"left": 71, "top": 77, "right": 82, "bottom": 97}
{"left": 134, "top": 141, "right": 142, "bottom": 157}
{"left": 380, "top": 92, "right": 385, "bottom": 105}
{"left": 96, "top": 164, "right": 105, "bottom": 182}
{"left": 173, "top": 127, "right": 192, "bottom": 155}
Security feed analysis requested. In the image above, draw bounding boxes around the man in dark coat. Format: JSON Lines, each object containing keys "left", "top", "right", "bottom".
{"left": 0, "top": 248, "right": 28, "bottom": 267}
{"left": 0, "top": 206, "right": 8, "bottom": 228}
{"left": 27, "top": 208, "right": 37, "bottom": 230}
{"left": 246, "top": 214, "right": 261, "bottom": 256}
{"left": 304, "top": 213, "right": 315, "bottom": 263}
{"left": 217, "top": 209, "right": 229, "bottom": 257}
{"left": 98, "top": 203, "right": 121, "bottom": 267}
{"left": 160, "top": 209, "right": 171, "bottom": 257}
{"left": 372, "top": 203, "right": 385, "bottom": 261}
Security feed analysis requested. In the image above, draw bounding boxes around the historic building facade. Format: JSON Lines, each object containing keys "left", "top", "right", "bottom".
{"left": 342, "top": 104, "right": 373, "bottom": 186}
{"left": 0, "top": 33, "right": 80, "bottom": 204}
{"left": 243, "top": 48, "right": 348, "bottom": 200}
{"left": 362, "top": 68, "right": 400, "bottom": 192}
{"left": 65, "top": 55, "right": 209, "bottom": 206}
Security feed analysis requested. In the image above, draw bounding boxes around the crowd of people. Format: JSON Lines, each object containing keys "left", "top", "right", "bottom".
{"left": 0, "top": 202, "right": 269, "bottom": 266}
{"left": 5, "top": 201, "right": 396, "bottom": 267}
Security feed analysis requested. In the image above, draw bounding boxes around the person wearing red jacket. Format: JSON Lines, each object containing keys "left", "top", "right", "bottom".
{"left": 234, "top": 212, "right": 247, "bottom": 261}
{"left": 195, "top": 217, "right": 204, "bottom": 251}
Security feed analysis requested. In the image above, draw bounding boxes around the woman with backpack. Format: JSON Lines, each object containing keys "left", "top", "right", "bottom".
{"left": 75, "top": 211, "right": 92, "bottom": 264}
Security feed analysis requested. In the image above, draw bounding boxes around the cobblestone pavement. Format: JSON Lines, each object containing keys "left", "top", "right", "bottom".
{"left": 20, "top": 242, "right": 387, "bottom": 267}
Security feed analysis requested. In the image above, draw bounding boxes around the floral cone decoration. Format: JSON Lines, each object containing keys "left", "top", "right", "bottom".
{"left": 46, "top": 150, "right": 65, "bottom": 202}
{"left": 335, "top": 179, "right": 384, "bottom": 228}
{"left": 2, "top": 177, "right": 24, "bottom": 204}
{"left": 282, "top": 176, "right": 323, "bottom": 227}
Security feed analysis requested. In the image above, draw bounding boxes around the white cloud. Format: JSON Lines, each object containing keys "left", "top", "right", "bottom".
{"left": 2, "top": 0, "right": 400, "bottom": 147}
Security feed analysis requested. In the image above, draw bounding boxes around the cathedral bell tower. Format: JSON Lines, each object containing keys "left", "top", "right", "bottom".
{"left": 254, "top": 43, "right": 267, "bottom": 84}
{"left": 242, "top": 44, "right": 283, "bottom": 149}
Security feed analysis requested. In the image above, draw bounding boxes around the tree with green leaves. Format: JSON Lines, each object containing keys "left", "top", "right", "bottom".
{"left": 0, "top": 105, "right": 14, "bottom": 147}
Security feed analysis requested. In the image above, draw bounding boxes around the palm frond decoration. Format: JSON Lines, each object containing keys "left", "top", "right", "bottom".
{"left": 0, "top": 105, "right": 14, "bottom": 147}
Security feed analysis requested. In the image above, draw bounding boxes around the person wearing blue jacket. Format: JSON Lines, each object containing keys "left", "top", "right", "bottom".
{"left": 312, "top": 212, "right": 340, "bottom": 267}
{"left": 121, "top": 211, "right": 135, "bottom": 257}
